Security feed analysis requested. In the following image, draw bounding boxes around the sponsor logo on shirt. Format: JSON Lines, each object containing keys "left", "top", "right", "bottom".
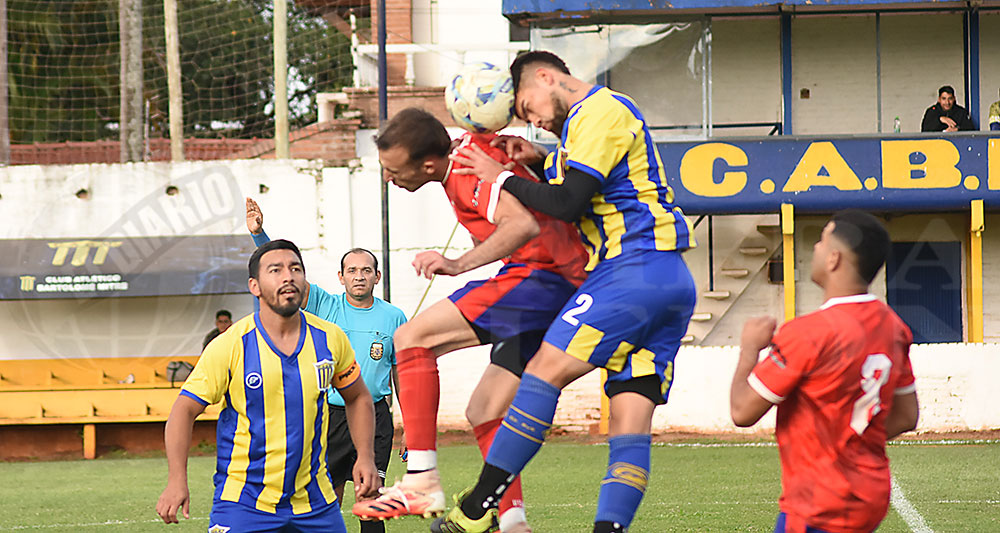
{"left": 245, "top": 372, "right": 263, "bottom": 389}
{"left": 208, "top": 524, "right": 232, "bottom": 533}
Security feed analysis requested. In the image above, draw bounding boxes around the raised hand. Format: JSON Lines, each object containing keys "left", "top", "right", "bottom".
{"left": 246, "top": 197, "right": 264, "bottom": 235}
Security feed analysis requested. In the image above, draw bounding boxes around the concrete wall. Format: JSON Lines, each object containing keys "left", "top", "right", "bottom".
{"left": 446, "top": 342, "right": 1000, "bottom": 433}
{"left": 980, "top": 13, "right": 1000, "bottom": 125}
{"left": 711, "top": 18, "right": 782, "bottom": 136}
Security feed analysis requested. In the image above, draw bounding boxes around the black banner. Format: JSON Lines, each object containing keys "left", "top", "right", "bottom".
{"left": 0, "top": 235, "right": 256, "bottom": 300}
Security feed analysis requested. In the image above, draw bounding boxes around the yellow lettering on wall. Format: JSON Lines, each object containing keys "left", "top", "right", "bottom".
{"left": 783, "top": 142, "right": 862, "bottom": 192}
{"left": 881, "top": 140, "right": 961, "bottom": 189}
{"left": 679, "top": 143, "right": 748, "bottom": 197}
{"left": 989, "top": 139, "right": 1000, "bottom": 190}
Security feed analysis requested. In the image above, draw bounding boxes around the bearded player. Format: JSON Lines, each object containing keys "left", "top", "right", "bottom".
{"left": 350, "top": 107, "right": 588, "bottom": 533}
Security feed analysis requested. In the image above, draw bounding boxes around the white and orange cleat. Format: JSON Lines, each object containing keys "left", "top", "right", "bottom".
{"left": 352, "top": 469, "right": 447, "bottom": 520}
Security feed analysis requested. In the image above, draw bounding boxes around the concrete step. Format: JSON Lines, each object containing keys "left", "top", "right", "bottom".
{"left": 739, "top": 246, "right": 770, "bottom": 256}
{"left": 756, "top": 223, "right": 781, "bottom": 234}
{"left": 691, "top": 312, "right": 712, "bottom": 322}
{"left": 703, "top": 290, "right": 731, "bottom": 300}
{"left": 721, "top": 268, "right": 750, "bottom": 278}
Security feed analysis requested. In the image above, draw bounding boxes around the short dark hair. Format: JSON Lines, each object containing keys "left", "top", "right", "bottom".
{"left": 248, "top": 239, "right": 304, "bottom": 279}
{"left": 939, "top": 85, "right": 955, "bottom": 97}
{"left": 829, "top": 210, "right": 890, "bottom": 284}
{"left": 510, "top": 51, "right": 570, "bottom": 91}
{"left": 215, "top": 309, "right": 231, "bottom": 319}
{"left": 340, "top": 247, "right": 378, "bottom": 272}
{"left": 373, "top": 107, "right": 451, "bottom": 162}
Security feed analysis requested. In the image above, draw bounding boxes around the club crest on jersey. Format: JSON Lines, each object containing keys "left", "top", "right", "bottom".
{"left": 370, "top": 341, "right": 384, "bottom": 361}
{"left": 315, "top": 359, "right": 335, "bottom": 389}
{"left": 245, "top": 372, "right": 262, "bottom": 390}
{"left": 208, "top": 525, "right": 231, "bottom": 533}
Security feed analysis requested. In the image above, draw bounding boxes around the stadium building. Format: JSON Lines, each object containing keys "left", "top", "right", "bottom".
{"left": 0, "top": 0, "right": 997, "bottom": 459}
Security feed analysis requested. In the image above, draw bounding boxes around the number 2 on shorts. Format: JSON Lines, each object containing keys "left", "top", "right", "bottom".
{"left": 561, "top": 294, "right": 593, "bottom": 326}
{"left": 850, "top": 353, "right": 892, "bottom": 435}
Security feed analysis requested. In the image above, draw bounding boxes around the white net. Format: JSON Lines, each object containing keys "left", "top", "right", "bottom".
{"left": 7, "top": 0, "right": 358, "bottom": 147}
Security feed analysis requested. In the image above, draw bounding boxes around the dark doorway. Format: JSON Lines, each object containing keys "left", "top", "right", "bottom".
{"left": 886, "top": 241, "right": 963, "bottom": 343}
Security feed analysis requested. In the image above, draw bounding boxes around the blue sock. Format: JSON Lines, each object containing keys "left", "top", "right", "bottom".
{"left": 485, "top": 373, "right": 560, "bottom": 475}
{"left": 594, "top": 434, "right": 651, "bottom": 528}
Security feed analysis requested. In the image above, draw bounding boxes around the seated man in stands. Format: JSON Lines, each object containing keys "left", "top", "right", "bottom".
{"left": 921, "top": 85, "right": 975, "bottom": 132}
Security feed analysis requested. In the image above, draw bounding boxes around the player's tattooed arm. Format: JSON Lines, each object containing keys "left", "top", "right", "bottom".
{"left": 730, "top": 316, "right": 778, "bottom": 427}
{"left": 450, "top": 143, "right": 600, "bottom": 222}
{"left": 489, "top": 135, "right": 547, "bottom": 166}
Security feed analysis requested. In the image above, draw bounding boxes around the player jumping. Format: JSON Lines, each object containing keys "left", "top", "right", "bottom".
{"left": 350, "top": 107, "right": 588, "bottom": 533}
{"left": 435, "top": 50, "right": 697, "bottom": 533}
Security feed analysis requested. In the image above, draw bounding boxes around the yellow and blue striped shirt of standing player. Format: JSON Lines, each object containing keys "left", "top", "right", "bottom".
{"left": 181, "top": 310, "right": 361, "bottom": 515}
{"left": 544, "top": 85, "right": 696, "bottom": 271}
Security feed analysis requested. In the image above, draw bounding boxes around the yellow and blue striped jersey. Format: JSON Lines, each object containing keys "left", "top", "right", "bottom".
{"left": 545, "top": 86, "right": 696, "bottom": 270}
{"left": 182, "top": 310, "right": 361, "bottom": 515}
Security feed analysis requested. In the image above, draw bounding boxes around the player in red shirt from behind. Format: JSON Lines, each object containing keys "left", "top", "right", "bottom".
{"left": 730, "top": 210, "right": 920, "bottom": 533}
{"left": 352, "top": 107, "right": 587, "bottom": 532}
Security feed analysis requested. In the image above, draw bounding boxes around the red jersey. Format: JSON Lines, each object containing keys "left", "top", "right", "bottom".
{"left": 443, "top": 133, "right": 588, "bottom": 286}
{"left": 750, "top": 294, "right": 916, "bottom": 533}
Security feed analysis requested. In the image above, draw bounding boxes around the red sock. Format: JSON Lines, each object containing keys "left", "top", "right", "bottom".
{"left": 397, "top": 347, "right": 439, "bottom": 452}
{"left": 473, "top": 418, "right": 524, "bottom": 514}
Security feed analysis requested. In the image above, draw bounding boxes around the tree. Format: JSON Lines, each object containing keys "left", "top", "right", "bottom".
{"left": 7, "top": 0, "right": 356, "bottom": 143}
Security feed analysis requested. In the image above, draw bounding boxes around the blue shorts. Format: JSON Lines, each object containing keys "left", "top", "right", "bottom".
{"left": 208, "top": 499, "right": 347, "bottom": 533}
{"left": 449, "top": 263, "right": 580, "bottom": 362}
{"left": 775, "top": 512, "right": 835, "bottom": 533}
{"left": 542, "top": 251, "right": 695, "bottom": 403}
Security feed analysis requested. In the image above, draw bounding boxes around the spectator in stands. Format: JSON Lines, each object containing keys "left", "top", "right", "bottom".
{"left": 201, "top": 309, "right": 232, "bottom": 350}
{"left": 921, "top": 86, "right": 975, "bottom": 132}
{"left": 988, "top": 88, "right": 1000, "bottom": 131}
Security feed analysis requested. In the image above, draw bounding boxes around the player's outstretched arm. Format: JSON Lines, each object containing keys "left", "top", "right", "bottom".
{"left": 411, "top": 191, "right": 539, "bottom": 279}
{"left": 451, "top": 143, "right": 600, "bottom": 222}
{"left": 156, "top": 394, "right": 207, "bottom": 524}
{"left": 730, "top": 317, "right": 777, "bottom": 427}
{"left": 885, "top": 391, "right": 919, "bottom": 439}
{"left": 339, "top": 380, "right": 379, "bottom": 500}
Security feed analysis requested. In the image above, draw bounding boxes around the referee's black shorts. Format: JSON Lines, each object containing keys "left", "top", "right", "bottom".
{"left": 327, "top": 398, "right": 394, "bottom": 487}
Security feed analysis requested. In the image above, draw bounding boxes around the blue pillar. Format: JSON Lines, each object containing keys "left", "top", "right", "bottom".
{"left": 966, "top": 9, "right": 981, "bottom": 127}
{"left": 781, "top": 13, "right": 793, "bottom": 135}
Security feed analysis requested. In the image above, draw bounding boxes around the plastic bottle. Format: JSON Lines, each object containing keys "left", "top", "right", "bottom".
{"left": 893, "top": 116, "right": 901, "bottom": 133}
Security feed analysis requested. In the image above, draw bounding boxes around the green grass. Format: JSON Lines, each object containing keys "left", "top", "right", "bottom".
{"left": 0, "top": 441, "right": 998, "bottom": 532}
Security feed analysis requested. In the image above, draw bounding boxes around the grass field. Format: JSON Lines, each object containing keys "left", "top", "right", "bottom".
{"left": 1, "top": 440, "right": 998, "bottom": 532}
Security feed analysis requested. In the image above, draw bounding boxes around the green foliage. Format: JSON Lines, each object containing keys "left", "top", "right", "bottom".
{"left": 1, "top": 442, "right": 998, "bottom": 532}
{"left": 7, "top": 0, "right": 355, "bottom": 143}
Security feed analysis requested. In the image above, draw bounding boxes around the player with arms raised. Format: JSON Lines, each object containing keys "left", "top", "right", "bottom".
{"left": 351, "top": 107, "right": 588, "bottom": 533}
{"left": 731, "top": 210, "right": 920, "bottom": 533}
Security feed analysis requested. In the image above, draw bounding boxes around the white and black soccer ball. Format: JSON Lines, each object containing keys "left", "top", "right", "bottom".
{"left": 445, "top": 62, "right": 515, "bottom": 134}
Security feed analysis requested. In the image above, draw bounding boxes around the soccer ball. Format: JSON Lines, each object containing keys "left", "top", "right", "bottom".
{"left": 445, "top": 62, "right": 515, "bottom": 133}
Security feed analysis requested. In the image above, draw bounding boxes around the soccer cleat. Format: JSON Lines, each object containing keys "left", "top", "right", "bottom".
{"left": 429, "top": 489, "right": 498, "bottom": 533}
{"left": 352, "top": 470, "right": 446, "bottom": 520}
